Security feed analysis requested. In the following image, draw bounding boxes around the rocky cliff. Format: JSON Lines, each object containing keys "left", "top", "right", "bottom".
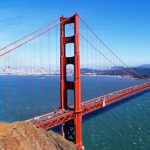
{"left": 0, "top": 121, "right": 80, "bottom": 150}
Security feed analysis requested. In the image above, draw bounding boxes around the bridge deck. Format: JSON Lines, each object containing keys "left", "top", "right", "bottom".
{"left": 26, "top": 82, "right": 150, "bottom": 129}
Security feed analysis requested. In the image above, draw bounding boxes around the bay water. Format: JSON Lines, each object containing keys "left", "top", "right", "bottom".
{"left": 0, "top": 75, "right": 149, "bottom": 150}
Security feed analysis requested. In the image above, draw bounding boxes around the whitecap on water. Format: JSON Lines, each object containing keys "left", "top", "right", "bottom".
{"left": 38, "top": 77, "right": 45, "bottom": 80}
{"left": 139, "top": 138, "right": 142, "bottom": 142}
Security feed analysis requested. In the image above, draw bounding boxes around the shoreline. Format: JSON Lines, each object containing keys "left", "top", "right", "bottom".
{"left": 0, "top": 73, "right": 142, "bottom": 80}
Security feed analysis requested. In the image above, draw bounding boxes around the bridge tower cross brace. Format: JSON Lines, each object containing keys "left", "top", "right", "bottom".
{"left": 60, "top": 13, "right": 83, "bottom": 149}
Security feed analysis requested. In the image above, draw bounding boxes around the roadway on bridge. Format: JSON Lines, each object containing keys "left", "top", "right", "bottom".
{"left": 26, "top": 82, "right": 150, "bottom": 129}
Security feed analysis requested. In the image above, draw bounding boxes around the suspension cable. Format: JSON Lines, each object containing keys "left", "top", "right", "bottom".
{"left": 69, "top": 23, "right": 143, "bottom": 79}
{"left": 79, "top": 31, "right": 145, "bottom": 79}
{"left": 79, "top": 16, "right": 146, "bottom": 79}
{"left": 0, "top": 17, "right": 59, "bottom": 51}
{"left": 0, "top": 17, "right": 70, "bottom": 58}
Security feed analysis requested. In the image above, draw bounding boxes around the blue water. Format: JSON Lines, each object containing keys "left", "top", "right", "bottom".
{"left": 0, "top": 75, "right": 150, "bottom": 150}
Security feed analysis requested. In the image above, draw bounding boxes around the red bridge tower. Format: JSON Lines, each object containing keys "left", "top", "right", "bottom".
{"left": 60, "top": 13, "right": 83, "bottom": 149}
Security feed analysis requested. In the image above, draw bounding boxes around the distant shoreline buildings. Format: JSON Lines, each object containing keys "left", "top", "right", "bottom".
{"left": 0, "top": 65, "right": 149, "bottom": 79}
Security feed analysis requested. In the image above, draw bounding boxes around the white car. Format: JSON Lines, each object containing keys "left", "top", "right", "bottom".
{"left": 34, "top": 116, "right": 40, "bottom": 120}
{"left": 48, "top": 116, "right": 52, "bottom": 119}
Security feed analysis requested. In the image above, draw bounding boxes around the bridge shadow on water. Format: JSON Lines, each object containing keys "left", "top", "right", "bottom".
{"left": 51, "top": 88, "right": 150, "bottom": 133}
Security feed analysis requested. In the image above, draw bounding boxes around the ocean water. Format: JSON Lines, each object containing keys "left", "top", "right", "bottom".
{"left": 0, "top": 75, "right": 150, "bottom": 150}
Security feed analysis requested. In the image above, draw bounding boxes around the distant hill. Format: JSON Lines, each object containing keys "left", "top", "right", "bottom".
{"left": 139, "top": 64, "right": 150, "bottom": 68}
{"left": 81, "top": 66, "right": 150, "bottom": 79}
{"left": 131, "top": 67, "right": 150, "bottom": 78}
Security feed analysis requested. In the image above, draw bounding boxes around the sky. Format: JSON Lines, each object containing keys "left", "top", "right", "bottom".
{"left": 0, "top": 0, "right": 150, "bottom": 66}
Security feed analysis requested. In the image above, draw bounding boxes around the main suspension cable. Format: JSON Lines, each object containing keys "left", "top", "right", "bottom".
{"left": 78, "top": 31, "right": 145, "bottom": 79}
{"left": 0, "top": 17, "right": 59, "bottom": 51}
{"left": 79, "top": 16, "right": 146, "bottom": 79}
{"left": 0, "top": 17, "right": 70, "bottom": 58}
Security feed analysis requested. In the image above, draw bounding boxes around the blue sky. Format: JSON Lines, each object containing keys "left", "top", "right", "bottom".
{"left": 0, "top": 0, "right": 150, "bottom": 66}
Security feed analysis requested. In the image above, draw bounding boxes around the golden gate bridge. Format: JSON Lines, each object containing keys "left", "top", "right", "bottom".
{"left": 0, "top": 13, "right": 149, "bottom": 149}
